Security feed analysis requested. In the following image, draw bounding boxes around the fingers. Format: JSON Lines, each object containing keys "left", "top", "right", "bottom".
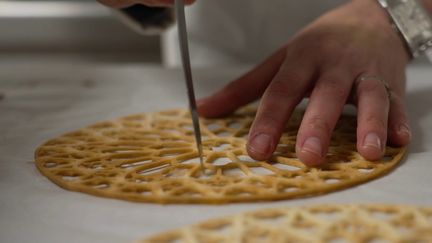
{"left": 246, "top": 57, "right": 316, "bottom": 160}
{"left": 387, "top": 93, "right": 411, "bottom": 146}
{"left": 355, "top": 75, "right": 390, "bottom": 161}
{"left": 197, "top": 47, "right": 287, "bottom": 118}
{"left": 295, "top": 70, "right": 353, "bottom": 166}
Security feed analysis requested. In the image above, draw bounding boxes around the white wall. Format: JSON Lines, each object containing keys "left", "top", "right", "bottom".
{"left": 0, "top": 1, "right": 161, "bottom": 62}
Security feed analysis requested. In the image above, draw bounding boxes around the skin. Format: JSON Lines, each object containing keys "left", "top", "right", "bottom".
{"left": 199, "top": 0, "right": 412, "bottom": 166}
{"left": 100, "top": 0, "right": 432, "bottom": 166}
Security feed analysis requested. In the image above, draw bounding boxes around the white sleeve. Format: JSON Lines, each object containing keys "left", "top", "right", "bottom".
{"left": 162, "top": 0, "right": 347, "bottom": 67}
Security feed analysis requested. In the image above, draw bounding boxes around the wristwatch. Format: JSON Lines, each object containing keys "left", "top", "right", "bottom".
{"left": 377, "top": 0, "right": 432, "bottom": 61}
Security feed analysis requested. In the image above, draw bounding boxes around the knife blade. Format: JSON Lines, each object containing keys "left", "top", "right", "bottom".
{"left": 174, "top": 0, "right": 205, "bottom": 172}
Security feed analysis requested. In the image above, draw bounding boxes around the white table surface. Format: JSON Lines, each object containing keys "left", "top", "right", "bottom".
{"left": 0, "top": 58, "right": 431, "bottom": 243}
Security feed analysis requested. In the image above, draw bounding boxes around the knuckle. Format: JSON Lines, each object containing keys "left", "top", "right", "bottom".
{"left": 267, "top": 78, "right": 301, "bottom": 98}
{"left": 280, "top": 71, "right": 306, "bottom": 82}
{"left": 363, "top": 116, "right": 386, "bottom": 130}
{"left": 314, "top": 79, "right": 350, "bottom": 102}
{"left": 356, "top": 79, "right": 388, "bottom": 101}
{"left": 305, "top": 116, "right": 331, "bottom": 134}
{"left": 267, "top": 80, "right": 291, "bottom": 97}
{"left": 254, "top": 113, "right": 283, "bottom": 133}
{"left": 357, "top": 80, "right": 381, "bottom": 94}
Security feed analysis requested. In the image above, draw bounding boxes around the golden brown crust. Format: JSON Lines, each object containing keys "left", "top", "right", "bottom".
{"left": 136, "top": 204, "right": 432, "bottom": 242}
{"left": 35, "top": 107, "right": 406, "bottom": 204}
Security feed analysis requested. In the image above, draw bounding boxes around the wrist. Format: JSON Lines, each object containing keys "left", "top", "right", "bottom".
{"left": 351, "top": 0, "right": 394, "bottom": 27}
{"left": 374, "top": 0, "right": 432, "bottom": 61}
{"left": 349, "top": 0, "right": 411, "bottom": 61}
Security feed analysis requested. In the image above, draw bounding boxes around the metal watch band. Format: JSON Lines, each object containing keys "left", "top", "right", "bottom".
{"left": 377, "top": 0, "right": 432, "bottom": 61}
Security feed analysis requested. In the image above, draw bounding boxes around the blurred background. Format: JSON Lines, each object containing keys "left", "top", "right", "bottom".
{"left": 0, "top": 1, "right": 427, "bottom": 65}
{"left": 0, "top": 0, "right": 161, "bottom": 63}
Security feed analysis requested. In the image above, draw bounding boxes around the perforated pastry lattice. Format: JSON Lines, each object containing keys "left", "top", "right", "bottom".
{"left": 137, "top": 204, "right": 432, "bottom": 242}
{"left": 35, "top": 107, "right": 405, "bottom": 204}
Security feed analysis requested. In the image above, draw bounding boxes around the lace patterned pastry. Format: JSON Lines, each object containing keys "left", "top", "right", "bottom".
{"left": 137, "top": 204, "right": 432, "bottom": 242}
{"left": 35, "top": 107, "right": 405, "bottom": 204}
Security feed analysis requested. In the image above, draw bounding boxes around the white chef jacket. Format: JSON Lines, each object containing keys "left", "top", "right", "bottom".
{"left": 162, "top": 0, "right": 347, "bottom": 67}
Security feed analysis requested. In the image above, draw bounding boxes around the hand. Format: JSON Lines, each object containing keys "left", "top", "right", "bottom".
{"left": 197, "top": 0, "right": 412, "bottom": 166}
{"left": 97, "top": 0, "right": 195, "bottom": 8}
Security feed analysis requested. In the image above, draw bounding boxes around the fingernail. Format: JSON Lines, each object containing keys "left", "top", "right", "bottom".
{"left": 301, "top": 137, "right": 322, "bottom": 157}
{"left": 363, "top": 133, "right": 381, "bottom": 150}
{"left": 248, "top": 133, "right": 272, "bottom": 155}
{"left": 398, "top": 124, "right": 411, "bottom": 138}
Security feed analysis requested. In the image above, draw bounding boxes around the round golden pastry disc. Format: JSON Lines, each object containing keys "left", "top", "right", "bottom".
{"left": 137, "top": 204, "right": 432, "bottom": 242}
{"left": 35, "top": 107, "right": 405, "bottom": 204}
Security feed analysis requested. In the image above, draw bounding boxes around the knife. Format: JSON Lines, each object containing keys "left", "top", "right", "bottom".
{"left": 174, "top": 0, "right": 205, "bottom": 172}
{"left": 114, "top": 3, "right": 205, "bottom": 172}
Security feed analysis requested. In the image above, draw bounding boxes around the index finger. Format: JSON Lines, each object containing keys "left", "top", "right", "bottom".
{"left": 247, "top": 57, "right": 315, "bottom": 160}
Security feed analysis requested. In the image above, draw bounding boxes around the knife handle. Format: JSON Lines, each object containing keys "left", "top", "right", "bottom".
{"left": 114, "top": 5, "right": 174, "bottom": 34}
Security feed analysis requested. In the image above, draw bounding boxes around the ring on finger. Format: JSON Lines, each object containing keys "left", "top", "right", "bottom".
{"left": 357, "top": 75, "right": 392, "bottom": 100}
